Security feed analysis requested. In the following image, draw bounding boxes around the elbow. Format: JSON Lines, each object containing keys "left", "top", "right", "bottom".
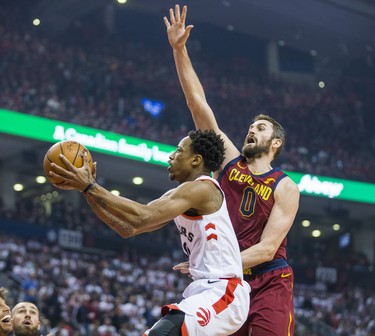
{"left": 186, "top": 93, "right": 204, "bottom": 109}
{"left": 263, "top": 253, "right": 275, "bottom": 263}
{"left": 263, "top": 245, "right": 278, "bottom": 262}
{"left": 186, "top": 98, "right": 196, "bottom": 110}
{"left": 108, "top": 220, "right": 139, "bottom": 239}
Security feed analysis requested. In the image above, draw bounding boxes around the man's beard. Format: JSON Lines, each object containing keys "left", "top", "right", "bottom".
{"left": 242, "top": 138, "right": 272, "bottom": 160}
{"left": 13, "top": 326, "right": 40, "bottom": 336}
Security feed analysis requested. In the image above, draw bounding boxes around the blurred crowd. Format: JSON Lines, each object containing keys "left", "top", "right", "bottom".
{"left": 1, "top": 229, "right": 374, "bottom": 336}
{"left": 1, "top": 3, "right": 374, "bottom": 182}
{"left": 0, "top": 233, "right": 185, "bottom": 336}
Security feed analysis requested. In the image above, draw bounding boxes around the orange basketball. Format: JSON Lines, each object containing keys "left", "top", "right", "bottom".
{"left": 43, "top": 140, "right": 93, "bottom": 187}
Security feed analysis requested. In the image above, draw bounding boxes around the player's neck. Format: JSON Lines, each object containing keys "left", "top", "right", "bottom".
{"left": 191, "top": 171, "right": 211, "bottom": 181}
{"left": 246, "top": 156, "right": 273, "bottom": 174}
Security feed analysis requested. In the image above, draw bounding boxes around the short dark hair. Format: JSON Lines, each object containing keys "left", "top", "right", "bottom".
{"left": 188, "top": 129, "right": 225, "bottom": 172}
{"left": 0, "top": 287, "right": 8, "bottom": 300}
{"left": 254, "top": 114, "right": 286, "bottom": 159}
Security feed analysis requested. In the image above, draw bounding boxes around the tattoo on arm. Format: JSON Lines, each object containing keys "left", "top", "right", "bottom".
{"left": 84, "top": 194, "right": 136, "bottom": 237}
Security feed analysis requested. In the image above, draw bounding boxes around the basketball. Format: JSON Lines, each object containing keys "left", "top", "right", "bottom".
{"left": 43, "top": 140, "right": 93, "bottom": 187}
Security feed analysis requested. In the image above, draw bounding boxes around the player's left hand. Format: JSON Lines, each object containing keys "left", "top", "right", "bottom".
{"left": 164, "top": 5, "right": 194, "bottom": 50}
{"left": 173, "top": 261, "right": 192, "bottom": 278}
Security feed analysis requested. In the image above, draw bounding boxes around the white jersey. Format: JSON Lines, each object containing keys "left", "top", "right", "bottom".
{"left": 174, "top": 176, "right": 243, "bottom": 280}
{"left": 144, "top": 176, "right": 250, "bottom": 336}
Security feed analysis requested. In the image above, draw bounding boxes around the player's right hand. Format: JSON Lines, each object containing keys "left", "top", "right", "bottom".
{"left": 49, "top": 152, "right": 95, "bottom": 192}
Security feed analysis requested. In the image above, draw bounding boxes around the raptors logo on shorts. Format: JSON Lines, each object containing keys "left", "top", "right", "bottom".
{"left": 196, "top": 307, "right": 211, "bottom": 326}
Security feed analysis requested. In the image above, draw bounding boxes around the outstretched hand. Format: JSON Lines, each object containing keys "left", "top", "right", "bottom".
{"left": 164, "top": 5, "right": 193, "bottom": 50}
{"left": 48, "top": 151, "right": 97, "bottom": 192}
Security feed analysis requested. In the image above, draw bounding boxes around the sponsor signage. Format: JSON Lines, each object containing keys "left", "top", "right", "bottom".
{"left": 1, "top": 109, "right": 375, "bottom": 204}
{"left": 0, "top": 108, "right": 174, "bottom": 167}
{"left": 287, "top": 171, "right": 375, "bottom": 204}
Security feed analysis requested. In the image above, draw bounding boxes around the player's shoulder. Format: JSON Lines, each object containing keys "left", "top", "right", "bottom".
{"left": 175, "top": 178, "right": 216, "bottom": 195}
{"left": 278, "top": 174, "right": 298, "bottom": 188}
{"left": 219, "top": 132, "right": 242, "bottom": 168}
{"left": 275, "top": 175, "right": 300, "bottom": 197}
{"left": 172, "top": 180, "right": 218, "bottom": 210}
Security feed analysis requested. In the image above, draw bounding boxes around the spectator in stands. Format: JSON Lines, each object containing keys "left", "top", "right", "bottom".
{"left": 97, "top": 317, "right": 119, "bottom": 336}
{"left": 0, "top": 287, "right": 12, "bottom": 336}
{"left": 21, "top": 272, "right": 38, "bottom": 304}
{"left": 12, "top": 301, "right": 41, "bottom": 336}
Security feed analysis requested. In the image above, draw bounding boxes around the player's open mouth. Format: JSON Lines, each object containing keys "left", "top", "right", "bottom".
{"left": 1, "top": 314, "right": 11, "bottom": 324}
{"left": 23, "top": 320, "right": 32, "bottom": 327}
{"left": 247, "top": 137, "right": 256, "bottom": 144}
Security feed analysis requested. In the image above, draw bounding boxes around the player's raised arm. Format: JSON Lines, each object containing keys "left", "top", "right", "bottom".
{"left": 164, "top": 5, "right": 240, "bottom": 168}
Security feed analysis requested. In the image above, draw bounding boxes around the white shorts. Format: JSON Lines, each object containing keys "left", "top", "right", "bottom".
{"left": 145, "top": 278, "right": 251, "bottom": 336}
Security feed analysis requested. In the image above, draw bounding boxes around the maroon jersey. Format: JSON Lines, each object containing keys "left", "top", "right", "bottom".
{"left": 218, "top": 155, "right": 288, "bottom": 260}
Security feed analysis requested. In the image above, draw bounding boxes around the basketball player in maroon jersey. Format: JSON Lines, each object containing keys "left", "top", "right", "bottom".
{"left": 165, "top": 5, "right": 300, "bottom": 336}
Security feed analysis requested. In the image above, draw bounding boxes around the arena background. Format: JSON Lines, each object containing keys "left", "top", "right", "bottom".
{"left": 1, "top": 0, "right": 374, "bottom": 335}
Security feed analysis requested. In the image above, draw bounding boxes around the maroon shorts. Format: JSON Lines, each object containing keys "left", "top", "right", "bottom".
{"left": 230, "top": 262, "right": 294, "bottom": 336}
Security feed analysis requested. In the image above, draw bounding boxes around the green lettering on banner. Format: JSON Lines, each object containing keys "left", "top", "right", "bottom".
{"left": 287, "top": 171, "right": 375, "bottom": 204}
{"left": 1, "top": 108, "right": 375, "bottom": 204}
{"left": 0, "top": 108, "right": 174, "bottom": 167}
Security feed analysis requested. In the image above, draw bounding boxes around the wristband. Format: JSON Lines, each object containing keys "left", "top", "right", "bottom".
{"left": 83, "top": 181, "right": 96, "bottom": 194}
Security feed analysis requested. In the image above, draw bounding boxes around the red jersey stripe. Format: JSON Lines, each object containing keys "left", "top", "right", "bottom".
{"left": 212, "top": 278, "right": 241, "bottom": 314}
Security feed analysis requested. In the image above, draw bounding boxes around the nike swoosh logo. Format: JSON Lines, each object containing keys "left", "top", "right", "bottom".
{"left": 281, "top": 273, "right": 292, "bottom": 278}
{"left": 207, "top": 280, "right": 220, "bottom": 284}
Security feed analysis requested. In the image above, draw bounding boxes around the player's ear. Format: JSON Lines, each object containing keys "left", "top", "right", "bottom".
{"left": 272, "top": 138, "right": 282, "bottom": 149}
{"left": 191, "top": 154, "right": 203, "bottom": 168}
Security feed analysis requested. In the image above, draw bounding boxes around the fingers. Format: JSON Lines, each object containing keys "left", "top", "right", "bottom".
{"left": 58, "top": 154, "right": 75, "bottom": 170}
{"left": 50, "top": 161, "right": 71, "bottom": 176}
{"left": 169, "top": 7, "right": 176, "bottom": 24}
{"left": 173, "top": 261, "right": 189, "bottom": 271}
{"left": 173, "top": 261, "right": 191, "bottom": 276}
{"left": 168, "top": 4, "right": 185, "bottom": 25}
{"left": 92, "top": 162, "right": 97, "bottom": 180}
{"left": 180, "top": 5, "right": 187, "bottom": 24}
{"left": 163, "top": 16, "right": 170, "bottom": 28}
{"left": 81, "top": 150, "right": 91, "bottom": 169}
{"left": 48, "top": 152, "right": 93, "bottom": 191}
{"left": 185, "top": 25, "right": 194, "bottom": 36}
{"left": 173, "top": 267, "right": 190, "bottom": 274}
{"left": 48, "top": 154, "right": 74, "bottom": 181}
{"left": 175, "top": 4, "right": 181, "bottom": 22}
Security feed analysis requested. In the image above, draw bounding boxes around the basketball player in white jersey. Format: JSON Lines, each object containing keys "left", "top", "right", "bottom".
{"left": 48, "top": 129, "right": 250, "bottom": 336}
